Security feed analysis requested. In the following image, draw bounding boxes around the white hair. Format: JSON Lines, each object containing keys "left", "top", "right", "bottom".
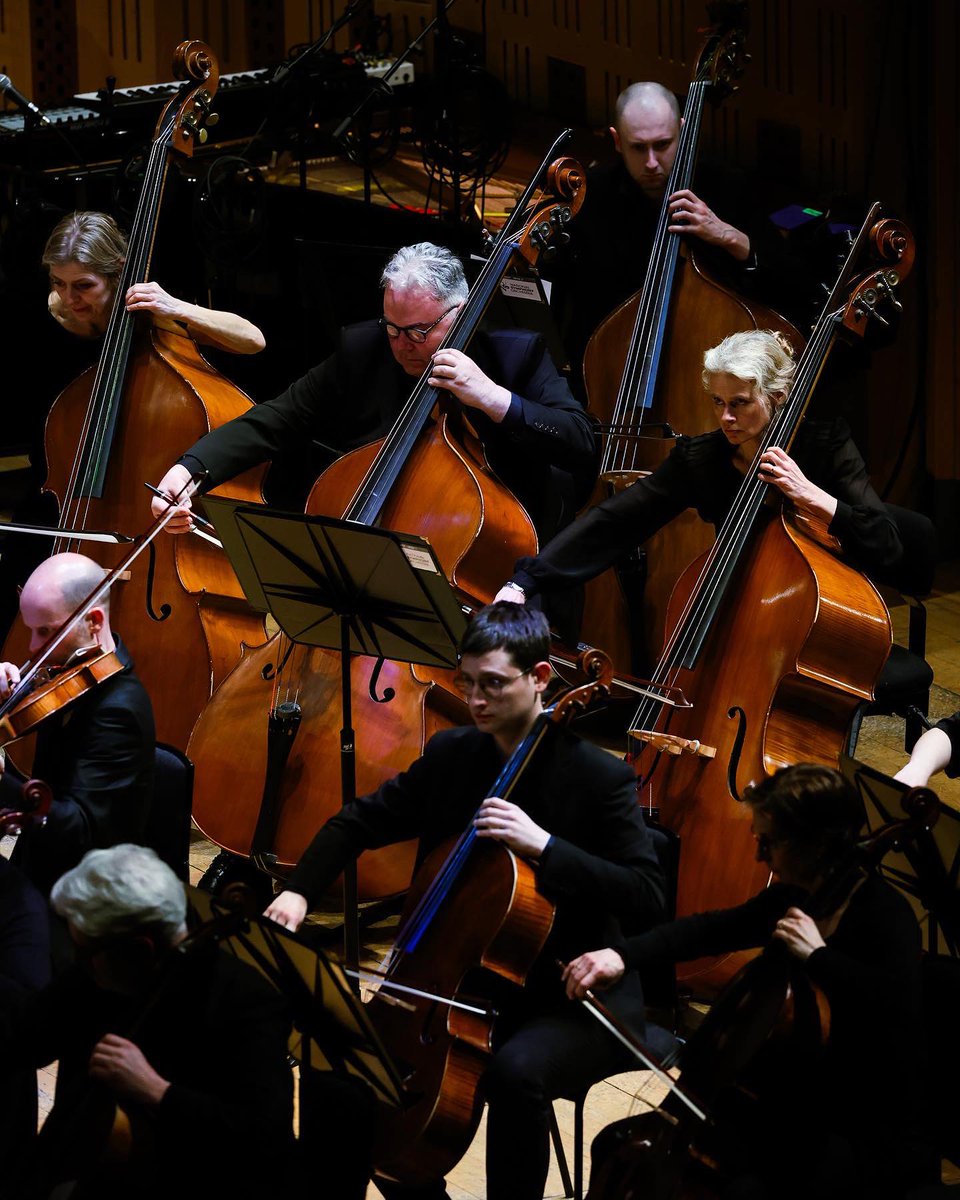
{"left": 702, "top": 329, "right": 797, "bottom": 413}
{"left": 380, "top": 242, "right": 468, "bottom": 304}
{"left": 51, "top": 844, "right": 187, "bottom": 943}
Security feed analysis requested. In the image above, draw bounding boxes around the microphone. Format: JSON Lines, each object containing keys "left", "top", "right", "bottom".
{"left": 0, "top": 74, "right": 50, "bottom": 125}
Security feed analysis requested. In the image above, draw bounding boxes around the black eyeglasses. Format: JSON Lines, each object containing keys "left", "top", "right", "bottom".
{"left": 452, "top": 668, "right": 533, "bottom": 699}
{"left": 379, "top": 304, "right": 458, "bottom": 344}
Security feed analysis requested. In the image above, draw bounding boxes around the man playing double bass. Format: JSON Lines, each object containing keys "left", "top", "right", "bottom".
{"left": 549, "top": 81, "right": 789, "bottom": 400}
{"left": 151, "top": 241, "right": 597, "bottom": 546}
{"left": 264, "top": 602, "right": 666, "bottom": 1200}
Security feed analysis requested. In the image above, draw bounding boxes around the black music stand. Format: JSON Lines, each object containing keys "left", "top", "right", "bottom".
{"left": 187, "top": 885, "right": 405, "bottom": 1106}
{"left": 840, "top": 754, "right": 960, "bottom": 955}
{"left": 201, "top": 497, "right": 466, "bottom": 970}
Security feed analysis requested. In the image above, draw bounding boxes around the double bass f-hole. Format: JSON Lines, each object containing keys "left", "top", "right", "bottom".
{"left": 143, "top": 540, "right": 172, "bottom": 623}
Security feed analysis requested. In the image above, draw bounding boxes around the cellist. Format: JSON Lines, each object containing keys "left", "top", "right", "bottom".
{"left": 496, "top": 329, "right": 902, "bottom": 606}
{"left": 564, "top": 764, "right": 940, "bottom": 1200}
{"left": 264, "top": 602, "right": 666, "bottom": 1200}
{"left": 150, "top": 241, "right": 597, "bottom": 546}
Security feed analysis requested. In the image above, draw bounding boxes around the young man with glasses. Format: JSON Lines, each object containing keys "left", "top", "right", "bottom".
{"left": 265, "top": 601, "right": 665, "bottom": 1200}
{"left": 151, "top": 242, "right": 596, "bottom": 545}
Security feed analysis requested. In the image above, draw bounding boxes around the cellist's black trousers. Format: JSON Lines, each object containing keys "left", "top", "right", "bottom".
{"left": 375, "top": 1001, "right": 642, "bottom": 1200}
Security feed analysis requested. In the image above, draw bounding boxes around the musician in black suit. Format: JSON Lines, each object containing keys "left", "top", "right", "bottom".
{"left": 151, "top": 241, "right": 597, "bottom": 545}
{"left": 0, "top": 553, "right": 155, "bottom": 899}
{"left": 0, "top": 844, "right": 295, "bottom": 1200}
{"left": 548, "top": 81, "right": 796, "bottom": 401}
{"left": 264, "top": 602, "right": 665, "bottom": 1200}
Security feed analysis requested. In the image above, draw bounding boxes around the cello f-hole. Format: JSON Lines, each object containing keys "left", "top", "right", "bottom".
{"left": 725, "top": 706, "right": 748, "bottom": 801}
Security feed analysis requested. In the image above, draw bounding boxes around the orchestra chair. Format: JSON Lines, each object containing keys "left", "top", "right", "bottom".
{"left": 847, "top": 503, "right": 937, "bottom": 757}
{"left": 549, "top": 822, "right": 682, "bottom": 1200}
{"left": 146, "top": 742, "right": 194, "bottom": 882}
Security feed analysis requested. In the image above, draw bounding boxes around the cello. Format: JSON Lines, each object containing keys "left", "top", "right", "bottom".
{"left": 185, "top": 142, "right": 586, "bottom": 898}
{"left": 3, "top": 41, "right": 267, "bottom": 753}
{"left": 366, "top": 649, "right": 614, "bottom": 1186}
{"left": 626, "top": 208, "right": 913, "bottom": 995}
{"left": 579, "top": 1, "right": 803, "bottom": 672}
{"left": 583, "top": 785, "right": 940, "bottom": 1200}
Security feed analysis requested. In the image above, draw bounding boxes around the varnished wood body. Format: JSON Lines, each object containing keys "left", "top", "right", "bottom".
{"left": 635, "top": 510, "right": 890, "bottom": 994}
{"left": 307, "top": 405, "right": 537, "bottom": 596}
{"left": 6, "top": 326, "right": 267, "bottom": 751}
{"left": 187, "top": 404, "right": 537, "bottom": 898}
{"left": 371, "top": 838, "right": 555, "bottom": 1186}
{"left": 580, "top": 252, "right": 803, "bottom": 672}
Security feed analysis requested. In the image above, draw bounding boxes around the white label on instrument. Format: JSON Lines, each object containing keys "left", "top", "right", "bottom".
{"left": 500, "top": 277, "right": 542, "bottom": 301}
{"left": 402, "top": 545, "right": 440, "bottom": 573}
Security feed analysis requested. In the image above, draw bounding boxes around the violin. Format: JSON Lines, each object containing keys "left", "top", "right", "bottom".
{"left": 0, "top": 477, "right": 201, "bottom": 758}
{"left": 0, "top": 776, "right": 53, "bottom": 837}
{"left": 0, "top": 647, "right": 124, "bottom": 745}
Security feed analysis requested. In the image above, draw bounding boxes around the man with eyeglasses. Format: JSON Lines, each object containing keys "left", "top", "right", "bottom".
{"left": 264, "top": 601, "right": 665, "bottom": 1200}
{"left": 151, "top": 241, "right": 596, "bottom": 546}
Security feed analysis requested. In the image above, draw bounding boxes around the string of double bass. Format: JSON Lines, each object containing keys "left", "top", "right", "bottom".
{"left": 56, "top": 104, "right": 178, "bottom": 547}
{"left": 628, "top": 313, "right": 839, "bottom": 737}
{"left": 601, "top": 77, "right": 708, "bottom": 480}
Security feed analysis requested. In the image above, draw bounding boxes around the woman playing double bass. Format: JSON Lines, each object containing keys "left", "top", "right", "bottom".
{"left": 43, "top": 210, "right": 265, "bottom": 352}
{"left": 264, "top": 603, "right": 665, "bottom": 1200}
{"left": 564, "top": 763, "right": 940, "bottom": 1200}
{"left": 496, "top": 328, "right": 902, "bottom": 607}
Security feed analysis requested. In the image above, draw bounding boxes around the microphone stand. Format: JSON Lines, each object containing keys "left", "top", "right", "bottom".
{"left": 270, "top": 0, "right": 370, "bottom": 192}
{"left": 333, "top": 0, "right": 459, "bottom": 203}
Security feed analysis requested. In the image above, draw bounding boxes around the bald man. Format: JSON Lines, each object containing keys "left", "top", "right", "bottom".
{"left": 0, "top": 553, "right": 155, "bottom": 896}
{"left": 550, "top": 81, "right": 778, "bottom": 400}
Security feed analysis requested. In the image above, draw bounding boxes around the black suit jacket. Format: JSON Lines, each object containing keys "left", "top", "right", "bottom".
{"left": 180, "top": 322, "right": 597, "bottom": 541}
{"left": 6, "top": 638, "right": 156, "bottom": 896}
{"left": 288, "top": 723, "right": 665, "bottom": 1021}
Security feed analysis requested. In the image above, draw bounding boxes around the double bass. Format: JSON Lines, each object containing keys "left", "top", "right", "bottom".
{"left": 579, "top": 1, "right": 803, "bottom": 671}
{"left": 3, "top": 41, "right": 267, "bottom": 753}
{"left": 186, "top": 141, "right": 586, "bottom": 898}
{"left": 627, "top": 207, "right": 913, "bottom": 994}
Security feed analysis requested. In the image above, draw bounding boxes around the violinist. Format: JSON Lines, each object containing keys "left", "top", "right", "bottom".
{"left": 264, "top": 602, "right": 665, "bottom": 1200}
{"left": 496, "top": 328, "right": 902, "bottom": 611}
{"left": 0, "top": 553, "right": 155, "bottom": 899}
{"left": 563, "top": 763, "right": 940, "bottom": 1200}
{"left": 43, "top": 210, "right": 265, "bottom": 352}
{"left": 150, "top": 241, "right": 597, "bottom": 544}
{"left": 0, "top": 844, "right": 296, "bottom": 1200}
